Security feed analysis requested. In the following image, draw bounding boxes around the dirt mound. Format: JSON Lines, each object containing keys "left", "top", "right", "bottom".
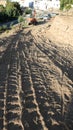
{"left": 48, "top": 16, "right": 73, "bottom": 46}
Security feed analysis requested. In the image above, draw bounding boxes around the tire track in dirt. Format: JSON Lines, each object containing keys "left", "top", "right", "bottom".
{"left": 18, "top": 41, "right": 48, "bottom": 130}
{"left": 0, "top": 32, "right": 24, "bottom": 130}
{"left": 20, "top": 34, "right": 62, "bottom": 130}
{"left": 22, "top": 30, "right": 73, "bottom": 130}
{"left": 0, "top": 28, "right": 73, "bottom": 130}
{"left": 0, "top": 41, "right": 14, "bottom": 130}
{"left": 32, "top": 34, "right": 73, "bottom": 82}
{"left": 6, "top": 46, "right": 24, "bottom": 130}
{"left": 31, "top": 32, "right": 73, "bottom": 130}
{"left": 24, "top": 49, "right": 62, "bottom": 129}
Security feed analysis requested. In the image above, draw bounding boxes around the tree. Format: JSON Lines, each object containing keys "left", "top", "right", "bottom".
{"left": 0, "top": 5, "right": 7, "bottom": 22}
{"left": 0, "top": 5, "right": 5, "bottom": 12}
{"left": 60, "top": 0, "right": 73, "bottom": 10}
{"left": 6, "top": 2, "right": 22, "bottom": 19}
{"left": 0, "top": 1, "right": 22, "bottom": 23}
{"left": 60, "top": 0, "right": 65, "bottom": 10}
{"left": 65, "top": 4, "right": 71, "bottom": 11}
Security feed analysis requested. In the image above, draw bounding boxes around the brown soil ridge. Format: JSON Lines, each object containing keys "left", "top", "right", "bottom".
{"left": 48, "top": 16, "right": 73, "bottom": 46}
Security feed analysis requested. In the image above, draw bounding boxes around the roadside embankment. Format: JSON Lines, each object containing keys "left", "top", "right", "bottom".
{"left": 48, "top": 16, "right": 73, "bottom": 46}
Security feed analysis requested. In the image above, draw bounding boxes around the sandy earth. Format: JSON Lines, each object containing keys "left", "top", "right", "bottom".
{"left": 0, "top": 16, "right": 73, "bottom": 130}
{"left": 45, "top": 16, "right": 73, "bottom": 46}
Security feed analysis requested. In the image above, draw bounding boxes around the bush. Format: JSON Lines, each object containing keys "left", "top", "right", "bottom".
{"left": 0, "top": 2, "right": 22, "bottom": 23}
{"left": 25, "top": 8, "right": 32, "bottom": 14}
{"left": 10, "top": 22, "right": 14, "bottom": 29}
{"left": 6, "top": 2, "right": 18, "bottom": 18}
{"left": 18, "top": 16, "right": 24, "bottom": 23}
{"left": 60, "top": 0, "right": 73, "bottom": 10}
{"left": 0, "top": 26, "right": 3, "bottom": 32}
{"left": 65, "top": 4, "right": 72, "bottom": 11}
{"left": 0, "top": 5, "right": 8, "bottom": 22}
{"left": 2, "top": 25, "right": 7, "bottom": 30}
{"left": 0, "top": 25, "right": 7, "bottom": 33}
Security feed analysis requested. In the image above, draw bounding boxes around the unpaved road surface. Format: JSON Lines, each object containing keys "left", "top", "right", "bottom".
{"left": 0, "top": 22, "right": 73, "bottom": 130}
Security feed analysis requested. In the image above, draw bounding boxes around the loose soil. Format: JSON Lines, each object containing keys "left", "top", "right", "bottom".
{"left": 0, "top": 16, "right": 73, "bottom": 130}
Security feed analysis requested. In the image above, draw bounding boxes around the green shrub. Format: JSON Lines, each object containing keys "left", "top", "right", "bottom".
{"left": 25, "top": 8, "right": 32, "bottom": 14}
{"left": 60, "top": 0, "right": 73, "bottom": 10}
{"left": 65, "top": 4, "right": 72, "bottom": 11}
{"left": 0, "top": 26, "right": 3, "bottom": 32}
{"left": 0, "top": 1, "right": 22, "bottom": 23}
{"left": 6, "top": 2, "right": 22, "bottom": 18}
{"left": 0, "top": 25, "right": 7, "bottom": 32}
{"left": 18, "top": 16, "right": 24, "bottom": 23}
{"left": 2, "top": 25, "right": 7, "bottom": 30}
{"left": 10, "top": 22, "right": 14, "bottom": 29}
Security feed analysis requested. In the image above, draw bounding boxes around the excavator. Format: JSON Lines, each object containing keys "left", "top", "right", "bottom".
{"left": 27, "top": 10, "right": 38, "bottom": 25}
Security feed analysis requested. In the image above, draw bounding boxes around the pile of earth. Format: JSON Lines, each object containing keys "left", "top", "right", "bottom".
{"left": 48, "top": 15, "right": 73, "bottom": 46}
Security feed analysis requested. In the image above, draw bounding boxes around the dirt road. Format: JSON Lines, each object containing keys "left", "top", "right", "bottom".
{"left": 0, "top": 23, "right": 73, "bottom": 130}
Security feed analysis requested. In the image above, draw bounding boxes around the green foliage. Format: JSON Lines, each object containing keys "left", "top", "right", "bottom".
{"left": 2, "top": 25, "right": 7, "bottom": 30}
{"left": 25, "top": 8, "right": 32, "bottom": 14}
{"left": 0, "top": 26, "right": 3, "bottom": 32}
{"left": 60, "top": 0, "right": 64, "bottom": 10}
{"left": 65, "top": 4, "right": 72, "bottom": 10}
{"left": 0, "top": 5, "right": 7, "bottom": 22}
{"left": 6, "top": 2, "right": 22, "bottom": 19}
{"left": 18, "top": 16, "right": 24, "bottom": 23}
{"left": 0, "top": 25, "right": 7, "bottom": 32}
{"left": 10, "top": 22, "right": 14, "bottom": 28}
{"left": 60, "top": 0, "right": 73, "bottom": 10}
{"left": 0, "top": 1, "right": 22, "bottom": 23}
{"left": 0, "top": 5, "right": 5, "bottom": 12}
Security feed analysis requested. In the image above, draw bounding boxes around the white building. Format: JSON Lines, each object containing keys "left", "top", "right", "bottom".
{"left": 34, "top": 0, "right": 46, "bottom": 10}
{"left": 11, "top": 0, "right": 60, "bottom": 9}
{"left": 11, "top": 0, "right": 25, "bottom": 7}
{"left": 23, "top": 0, "right": 34, "bottom": 7}
{"left": 11, "top": 0, "right": 34, "bottom": 7}
{"left": 34, "top": 0, "right": 60, "bottom": 10}
{"left": 47, "top": 0, "right": 60, "bottom": 9}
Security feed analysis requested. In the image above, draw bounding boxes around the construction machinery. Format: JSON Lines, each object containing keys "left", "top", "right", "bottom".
{"left": 27, "top": 10, "right": 38, "bottom": 25}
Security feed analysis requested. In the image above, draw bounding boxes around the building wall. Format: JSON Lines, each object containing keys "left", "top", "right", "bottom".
{"left": 23, "top": 0, "right": 34, "bottom": 7}
{"left": 11, "top": 0, "right": 60, "bottom": 9}
{"left": 34, "top": 0, "right": 47, "bottom": 10}
{"left": 34, "top": 0, "right": 60, "bottom": 10}
{"left": 11, "top": 0, "right": 34, "bottom": 7}
{"left": 51, "top": 0, "right": 60, "bottom": 9}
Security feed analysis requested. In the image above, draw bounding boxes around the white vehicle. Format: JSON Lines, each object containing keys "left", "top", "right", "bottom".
{"left": 43, "top": 15, "right": 50, "bottom": 21}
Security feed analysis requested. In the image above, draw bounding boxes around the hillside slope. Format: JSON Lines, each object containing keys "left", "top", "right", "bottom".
{"left": 48, "top": 16, "right": 73, "bottom": 46}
